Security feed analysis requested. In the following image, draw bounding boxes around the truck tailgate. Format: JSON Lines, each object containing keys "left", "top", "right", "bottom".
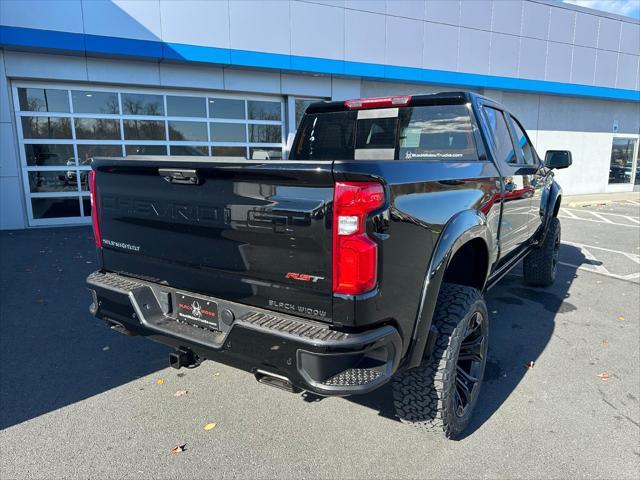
{"left": 93, "top": 157, "right": 334, "bottom": 322}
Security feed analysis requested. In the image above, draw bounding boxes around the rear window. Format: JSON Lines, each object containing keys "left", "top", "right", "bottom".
{"left": 292, "top": 111, "right": 356, "bottom": 160}
{"left": 292, "top": 104, "right": 479, "bottom": 161}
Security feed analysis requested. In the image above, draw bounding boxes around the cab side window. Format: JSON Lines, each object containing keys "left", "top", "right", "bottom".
{"left": 482, "top": 106, "right": 517, "bottom": 165}
{"left": 509, "top": 116, "right": 537, "bottom": 166}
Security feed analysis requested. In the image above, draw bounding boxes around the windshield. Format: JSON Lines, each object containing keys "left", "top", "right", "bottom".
{"left": 292, "top": 104, "right": 480, "bottom": 161}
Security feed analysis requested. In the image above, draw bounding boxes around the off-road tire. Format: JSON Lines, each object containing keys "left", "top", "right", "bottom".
{"left": 523, "top": 217, "right": 561, "bottom": 286}
{"left": 392, "top": 283, "right": 489, "bottom": 439}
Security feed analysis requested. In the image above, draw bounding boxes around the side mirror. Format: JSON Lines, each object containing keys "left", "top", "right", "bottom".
{"left": 545, "top": 150, "right": 572, "bottom": 169}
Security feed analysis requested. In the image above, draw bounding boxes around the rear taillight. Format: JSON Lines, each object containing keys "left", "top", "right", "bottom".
{"left": 89, "top": 170, "right": 102, "bottom": 248}
{"left": 332, "top": 182, "right": 385, "bottom": 295}
{"left": 344, "top": 95, "right": 411, "bottom": 109}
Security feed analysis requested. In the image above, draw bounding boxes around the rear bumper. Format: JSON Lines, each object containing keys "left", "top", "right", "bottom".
{"left": 86, "top": 271, "right": 401, "bottom": 396}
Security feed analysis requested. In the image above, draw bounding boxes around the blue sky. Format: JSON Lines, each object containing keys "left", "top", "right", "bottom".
{"left": 562, "top": 1, "right": 640, "bottom": 19}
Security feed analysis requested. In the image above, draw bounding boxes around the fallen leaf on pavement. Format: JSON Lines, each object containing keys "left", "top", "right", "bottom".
{"left": 170, "top": 444, "right": 186, "bottom": 454}
{"left": 174, "top": 389, "right": 188, "bottom": 397}
{"left": 204, "top": 422, "right": 217, "bottom": 431}
{"left": 525, "top": 361, "right": 535, "bottom": 369}
{"left": 156, "top": 378, "right": 164, "bottom": 385}
{"left": 597, "top": 372, "right": 609, "bottom": 381}
{"left": 617, "top": 316, "right": 625, "bottom": 321}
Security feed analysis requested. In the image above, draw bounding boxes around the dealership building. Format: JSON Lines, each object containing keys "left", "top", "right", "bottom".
{"left": 0, "top": 0, "right": 638, "bottom": 229}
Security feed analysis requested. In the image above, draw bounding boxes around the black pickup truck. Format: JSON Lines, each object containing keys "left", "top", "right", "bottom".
{"left": 86, "top": 92, "right": 571, "bottom": 438}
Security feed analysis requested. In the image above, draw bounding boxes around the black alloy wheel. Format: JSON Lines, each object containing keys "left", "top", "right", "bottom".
{"left": 454, "top": 311, "right": 487, "bottom": 417}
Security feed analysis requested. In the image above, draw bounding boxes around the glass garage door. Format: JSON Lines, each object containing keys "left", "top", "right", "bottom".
{"left": 12, "top": 83, "right": 285, "bottom": 226}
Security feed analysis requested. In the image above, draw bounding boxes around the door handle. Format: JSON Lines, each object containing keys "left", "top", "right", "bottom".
{"left": 159, "top": 168, "right": 200, "bottom": 185}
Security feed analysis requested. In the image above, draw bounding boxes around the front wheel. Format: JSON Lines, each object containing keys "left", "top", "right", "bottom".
{"left": 392, "top": 283, "right": 489, "bottom": 439}
{"left": 523, "top": 217, "right": 561, "bottom": 286}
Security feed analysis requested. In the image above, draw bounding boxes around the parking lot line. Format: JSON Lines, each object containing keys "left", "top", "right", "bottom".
{"left": 558, "top": 213, "right": 639, "bottom": 228}
{"left": 563, "top": 240, "right": 640, "bottom": 259}
{"left": 588, "top": 212, "right": 614, "bottom": 223}
{"left": 564, "top": 242, "right": 609, "bottom": 274}
{"left": 560, "top": 208, "right": 580, "bottom": 219}
{"left": 563, "top": 208, "right": 640, "bottom": 223}
{"left": 558, "top": 261, "right": 639, "bottom": 283}
{"left": 625, "top": 254, "right": 640, "bottom": 264}
{"left": 560, "top": 240, "right": 640, "bottom": 284}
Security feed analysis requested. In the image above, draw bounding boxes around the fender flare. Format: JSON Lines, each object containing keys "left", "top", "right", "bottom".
{"left": 405, "top": 209, "right": 493, "bottom": 368}
{"left": 539, "top": 181, "right": 562, "bottom": 243}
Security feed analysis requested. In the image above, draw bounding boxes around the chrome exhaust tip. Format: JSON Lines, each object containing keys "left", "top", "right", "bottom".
{"left": 254, "top": 369, "right": 301, "bottom": 393}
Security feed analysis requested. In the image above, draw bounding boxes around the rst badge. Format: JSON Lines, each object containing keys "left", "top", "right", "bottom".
{"left": 285, "top": 272, "right": 325, "bottom": 283}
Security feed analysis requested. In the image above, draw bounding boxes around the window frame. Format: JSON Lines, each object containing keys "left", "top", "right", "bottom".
{"left": 608, "top": 134, "right": 639, "bottom": 187}
{"left": 285, "top": 96, "right": 328, "bottom": 158}
{"left": 395, "top": 102, "right": 485, "bottom": 162}
{"left": 479, "top": 104, "right": 522, "bottom": 168}
{"left": 291, "top": 102, "right": 486, "bottom": 162}
{"left": 506, "top": 114, "right": 541, "bottom": 168}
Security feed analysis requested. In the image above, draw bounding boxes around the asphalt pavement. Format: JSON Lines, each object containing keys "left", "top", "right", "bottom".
{"left": 1, "top": 200, "right": 638, "bottom": 479}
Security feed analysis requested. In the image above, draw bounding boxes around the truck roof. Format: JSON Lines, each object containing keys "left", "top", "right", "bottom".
{"left": 306, "top": 91, "right": 488, "bottom": 114}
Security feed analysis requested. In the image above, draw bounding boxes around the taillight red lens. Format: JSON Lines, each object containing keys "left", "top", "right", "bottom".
{"left": 89, "top": 170, "right": 102, "bottom": 248}
{"left": 332, "top": 182, "right": 385, "bottom": 295}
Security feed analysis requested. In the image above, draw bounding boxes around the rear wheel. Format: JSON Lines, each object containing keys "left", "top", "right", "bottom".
{"left": 524, "top": 217, "right": 561, "bottom": 286}
{"left": 392, "top": 283, "right": 489, "bottom": 439}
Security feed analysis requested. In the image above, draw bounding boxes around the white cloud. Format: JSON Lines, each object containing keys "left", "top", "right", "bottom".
{"left": 563, "top": 0, "right": 640, "bottom": 18}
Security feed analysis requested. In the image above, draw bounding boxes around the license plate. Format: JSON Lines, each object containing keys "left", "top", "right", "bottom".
{"left": 175, "top": 293, "right": 219, "bottom": 331}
